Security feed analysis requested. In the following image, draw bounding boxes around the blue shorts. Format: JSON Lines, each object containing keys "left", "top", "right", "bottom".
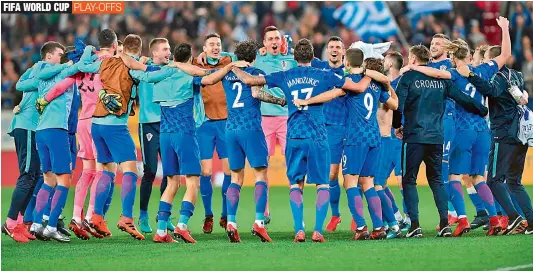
{"left": 326, "top": 124, "right": 345, "bottom": 165}
{"left": 342, "top": 145, "right": 379, "bottom": 177}
{"left": 226, "top": 130, "right": 268, "bottom": 171}
{"left": 375, "top": 137, "right": 400, "bottom": 186}
{"left": 449, "top": 130, "right": 490, "bottom": 176}
{"left": 68, "top": 133, "right": 77, "bottom": 170}
{"left": 197, "top": 120, "right": 228, "bottom": 160}
{"left": 36, "top": 128, "right": 72, "bottom": 175}
{"left": 285, "top": 139, "right": 330, "bottom": 185}
{"left": 160, "top": 132, "right": 201, "bottom": 176}
{"left": 92, "top": 123, "right": 137, "bottom": 164}
{"left": 443, "top": 113, "right": 455, "bottom": 161}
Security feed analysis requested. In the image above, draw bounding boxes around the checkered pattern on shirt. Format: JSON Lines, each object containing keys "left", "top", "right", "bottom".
{"left": 160, "top": 99, "right": 195, "bottom": 135}
{"left": 311, "top": 59, "right": 347, "bottom": 125}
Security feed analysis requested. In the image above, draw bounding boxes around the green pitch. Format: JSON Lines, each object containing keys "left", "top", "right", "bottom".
{"left": 2, "top": 186, "right": 532, "bottom": 271}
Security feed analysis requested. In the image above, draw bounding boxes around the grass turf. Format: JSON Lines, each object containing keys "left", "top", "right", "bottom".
{"left": 2, "top": 186, "right": 533, "bottom": 271}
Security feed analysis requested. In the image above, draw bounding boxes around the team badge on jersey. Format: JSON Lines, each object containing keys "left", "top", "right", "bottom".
{"left": 146, "top": 133, "right": 153, "bottom": 141}
{"left": 440, "top": 65, "right": 447, "bottom": 71}
{"left": 281, "top": 60, "right": 287, "bottom": 70}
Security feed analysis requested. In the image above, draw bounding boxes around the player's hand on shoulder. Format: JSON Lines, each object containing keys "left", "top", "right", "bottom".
{"left": 259, "top": 47, "right": 267, "bottom": 56}
{"left": 394, "top": 127, "right": 403, "bottom": 140}
{"left": 456, "top": 65, "right": 471, "bottom": 77}
{"left": 399, "top": 65, "right": 412, "bottom": 75}
{"left": 197, "top": 52, "right": 207, "bottom": 66}
{"left": 139, "top": 56, "right": 149, "bottom": 64}
{"left": 231, "top": 61, "right": 250, "bottom": 68}
{"left": 66, "top": 60, "right": 73, "bottom": 66}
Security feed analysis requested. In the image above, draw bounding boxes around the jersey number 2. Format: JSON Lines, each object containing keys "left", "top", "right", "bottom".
{"left": 232, "top": 82, "right": 244, "bottom": 108}
{"left": 291, "top": 88, "right": 313, "bottom": 110}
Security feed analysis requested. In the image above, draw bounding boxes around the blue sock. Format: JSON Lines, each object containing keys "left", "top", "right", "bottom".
{"left": 467, "top": 188, "right": 487, "bottom": 214}
{"left": 24, "top": 176, "right": 43, "bottom": 223}
{"left": 221, "top": 175, "right": 231, "bottom": 218}
{"left": 254, "top": 181, "right": 267, "bottom": 221}
{"left": 226, "top": 183, "right": 241, "bottom": 224}
{"left": 449, "top": 180, "right": 466, "bottom": 216}
{"left": 384, "top": 187, "right": 399, "bottom": 214}
{"left": 400, "top": 189, "right": 408, "bottom": 214}
{"left": 200, "top": 175, "right": 213, "bottom": 216}
{"left": 103, "top": 181, "right": 115, "bottom": 217}
{"left": 377, "top": 189, "right": 397, "bottom": 226}
{"left": 364, "top": 188, "right": 384, "bottom": 229}
{"left": 33, "top": 183, "right": 54, "bottom": 224}
{"left": 314, "top": 187, "right": 330, "bottom": 234}
{"left": 474, "top": 182, "right": 496, "bottom": 217}
{"left": 346, "top": 187, "right": 366, "bottom": 228}
{"left": 289, "top": 187, "right": 304, "bottom": 233}
{"left": 94, "top": 170, "right": 114, "bottom": 216}
{"left": 120, "top": 172, "right": 137, "bottom": 219}
{"left": 329, "top": 180, "right": 341, "bottom": 217}
{"left": 48, "top": 186, "right": 69, "bottom": 227}
{"left": 44, "top": 188, "right": 55, "bottom": 219}
{"left": 157, "top": 201, "right": 172, "bottom": 231}
{"left": 506, "top": 184, "right": 526, "bottom": 217}
{"left": 178, "top": 201, "right": 195, "bottom": 226}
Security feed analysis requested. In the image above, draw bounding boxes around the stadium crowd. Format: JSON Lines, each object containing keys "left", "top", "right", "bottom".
{"left": 1, "top": 1, "right": 533, "bottom": 109}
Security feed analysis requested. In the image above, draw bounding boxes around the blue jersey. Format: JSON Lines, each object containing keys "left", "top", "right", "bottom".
{"left": 450, "top": 60, "right": 499, "bottom": 132}
{"left": 264, "top": 66, "right": 346, "bottom": 141}
{"left": 429, "top": 59, "right": 454, "bottom": 114}
{"left": 67, "top": 84, "right": 80, "bottom": 134}
{"left": 159, "top": 77, "right": 203, "bottom": 135}
{"left": 345, "top": 74, "right": 390, "bottom": 147}
{"left": 311, "top": 58, "right": 346, "bottom": 125}
{"left": 222, "top": 67, "right": 266, "bottom": 131}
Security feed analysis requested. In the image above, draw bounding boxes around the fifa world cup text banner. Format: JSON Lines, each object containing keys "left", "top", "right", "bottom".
{"left": 1, "top": 1, "right": 124, "bottom": 14}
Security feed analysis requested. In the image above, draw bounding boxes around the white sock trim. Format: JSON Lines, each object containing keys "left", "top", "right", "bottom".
{"left": 467, "top": 187, "right": 477, "bottom": 194}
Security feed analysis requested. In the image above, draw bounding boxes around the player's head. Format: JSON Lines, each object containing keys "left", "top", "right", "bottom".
{"left": 173, "top": 43, "right": 193, "bottom": 63}
{"left": 203, "top": 33, "right": 222, "bottom": 59}
{"left": 442, "top": 39, "right": 469, "bottom": 67}
{"left": 40, "top": 41, "right": 65, "bottom": 64}
{"left": 117, "top": 40, "right": 124, "bottom": 54}
{"left": 473, "top": 44, "right": 489, "bottom": 66}
{"left": 60, "top": 46, "right": 74, "bottom": 64}
{"left": 149, "top": 38, "right": 171, "bottom": 64}
{"left": 484, "top": 45, "right": 501, "bottom": 62}
{"left": 430, "top": 34, "right": 450, "bottom": 60}
{"left": 408, "top": 45, "right": 430, "bottom": 65}
{"left": 326, "top": 36, "right": 345, "bottom": 65}
{"left": 293, "top": 38, "right": 314, "bottom": 64}
{"left": 98, "top": 29, "right": 118, "bottom": 53}
{"left": 123, "top": 34, "right": 142, "bottom": 57}
{"left": 234, "top": 40, "right": 258, "bottom": 64}
{"left": 364, "top": 58, "right": 384, "bottom": 74}
{"left": 344, "top": 48, "right": 364, "bottom": 68}
{"left": 384, "top": 51, "right": 403, "bottom": 74}
{"left": 263, "top": 26, "right": 282, "bottom": 56}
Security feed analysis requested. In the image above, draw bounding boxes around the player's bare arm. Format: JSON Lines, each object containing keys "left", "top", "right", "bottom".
{"left": 384, "top": 84, "right": 399, "bottom": 110}
{"left": 365, "top": 70, "right": 389, "bottom": 85}
{"left": 342, "top": 76, "right": 372, "bottom": 93}
{"left": 294, "top": 88, "right": 345, "bottom": 108}
{"left": 493, "top": 16, "right": 511, "bottom": 69}
{"left": 201, "top": 61, "right": 250, "bottom": 85}
{"left": 252, "top": 85, "right": 286, "bottom": 106}
{"left": 410, "top": 65, "right": 451, "bottom": 79}
{"left": 117, "top": 52, "right": 147, "bottom": 71}
{"left": 231, "top": 67, "right": 266, "bottom": 86}
{"left": 168, "top": 62, "right": 211, "bottom": 76}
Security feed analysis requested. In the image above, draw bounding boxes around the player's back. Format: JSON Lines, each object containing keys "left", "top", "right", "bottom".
{"left": 264, "top": 66, "right": 346, "bottom": 141}
{"left": 344, "top": 74, "right": 389, "bottom": 147}
{"left": 77, "top": 71, "right": 103, "bottom": 120}
{"left": 429, "top": 59, "right": 455, "bottom": 114}
{"left": 311, "top": 58, "right": 347, "bottom": 125}
{"left": 222, "top": 67, "right": 265, "bottom": 131}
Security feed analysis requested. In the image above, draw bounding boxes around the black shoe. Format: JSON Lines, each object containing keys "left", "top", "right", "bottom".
{"left": 436, "top": 226, "right": 452, "bottom": 237}
{"left": 525, "top": 224, "right": 533, "bottom": 235}
{"left": 406, "top": 227, "right": 423, "bottom": 238}
{"left": 483, "top": 224, "right": 490, "bottom": 231}
{"left": 503, "top": 216, "right": 527, "bottom": 235}
{"left": 57, "top": 217, "right": 71, "bottom": 237}
{"left": 470, "top": 214, "right": 489, "bottom": 230}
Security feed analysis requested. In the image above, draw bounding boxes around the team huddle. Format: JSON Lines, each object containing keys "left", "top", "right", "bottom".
{"left": 3, "top": 16, "right": 533, "bottom": 244}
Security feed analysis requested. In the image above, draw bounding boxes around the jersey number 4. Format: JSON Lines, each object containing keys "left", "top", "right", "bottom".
{"left": 232, "top": 82, "right": 244, "bottom": 108}
{"left": 291, "top": 88, "right": 313, "bottom": 110}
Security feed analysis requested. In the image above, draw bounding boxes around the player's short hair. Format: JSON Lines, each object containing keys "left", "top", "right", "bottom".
{"left": 173, "top": 43, "right": 192, "bottom": 63}
{"left": 98, "top": 29, "right": 118, "bottom": 49}
{"left": 234, "top": 40, "right": 258, "bottom": 63}
{"left": 205, "top": 33, "right": 221, "bottom": 43}
{"left": 409, "top": 45, "right": 430, "bottom": 64}
{"left": 327, "top": 36, "right": 343, "bottom": 46}
{"left": 123, "top": 34, "right": 142, "bottom": 55}
{"left": 264, "top": 26, "right": 279, "bottom": 36}
{"left": 293, "top": 38, "right": 314, "bottom": 63}
{"left": 40, "top": 41, "right": 65, "bottom": 60}
{"left": 60, "top": 46, "right": 74, "bottom": 64}
{"left": 487, "top": 46, "right": 502, "bottom": 59}
{"left": 345, "top": 48, "right": 364, "bottom": 68}
{"left": 386, "top": 51, "right": 403, "bottom": 70}
{"left": 476, "top": 44, "right": 489, "bottom": 57}
{"left": 442, "top": 39, "right": 469, "bottom": 60}
{"left": 117, "top": 40, "right": 123, "bottom": 46}
{"left": 432, "top": 33, "right": 450, "bottom": 40}
{"left": 364, "top": 58, "right": 384, "bottom": 73}
{"left": 149, "top": 38, "right": 169, "bottom": 52}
